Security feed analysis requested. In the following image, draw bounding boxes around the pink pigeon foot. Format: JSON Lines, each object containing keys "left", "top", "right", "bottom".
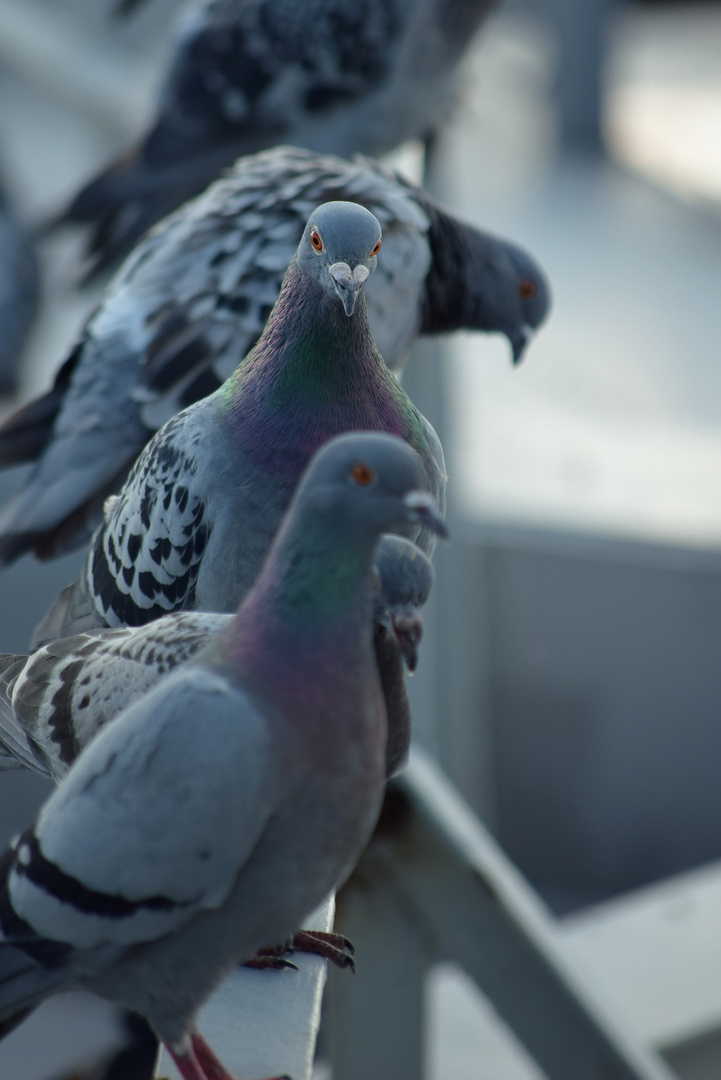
{"left": 164, "top": 1039, "right": 207, "bottom": 1080}
{"left": 191, "top": 1031, "right": 291, "bottom": 1079}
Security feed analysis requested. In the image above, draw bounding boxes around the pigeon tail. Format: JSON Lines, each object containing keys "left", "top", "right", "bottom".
{"left": 0, "top": 655, "right": 48, "bottom": 775}
{"left": 0, "top": 350, "right": 78, "bottom": 468}
{"left": 53, "top": 148, "right": 180, "bottom": 281}
{"left": 0, "top": 945, "right": 70, "bottom": 1035}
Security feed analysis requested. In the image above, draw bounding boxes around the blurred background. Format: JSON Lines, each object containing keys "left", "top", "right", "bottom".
{"left": 0, "top": 0, "right": 720, "bottom": 1077}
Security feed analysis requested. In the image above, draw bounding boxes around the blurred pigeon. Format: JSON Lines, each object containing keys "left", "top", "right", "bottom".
{"left": 0, "top": 179, "right": 39, "bottom": 394}
{"left": 0, "top": 432, "right": 445, "bottom": 1079}
{"left": 373, "top": 532, "right": 434, "bottom": 674}
{"left": 0, "top": 148, "right": 545, "bottom": 567}
{"left": 0, "top": 536, "right": 432, "bottom": 781}
{"left": 28, "top": 202, "right": 446, "bottom": 647}
{"left": 63, "top": 0, "right": 497, "bottom": 271}
{"left": 372, "top": 534, "right": 434, "bottom": 776}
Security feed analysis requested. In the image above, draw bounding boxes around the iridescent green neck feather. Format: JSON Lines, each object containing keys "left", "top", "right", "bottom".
{"left": 219, "top": 259, "right": 428, "bottom": 477}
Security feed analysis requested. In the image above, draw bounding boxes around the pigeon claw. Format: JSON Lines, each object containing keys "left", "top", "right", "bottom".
{"left": 244, "top": 945, "right": 299, "bottom": 972}
{"left": 290, "top": 929, "right": 356, "bottom": 972}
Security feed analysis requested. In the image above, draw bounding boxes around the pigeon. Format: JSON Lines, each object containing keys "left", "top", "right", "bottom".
{"left": 0, "top": 178, "right": 39, "bottom": 394}
{"left": 28, "top": 201, "right": 446, "bottom": 648}
{"left": 61, "top": 0, "right": 497, "bottom": 271}
{"left": 0, "top": 431, "right": 446, "bottom": 1080}
{"left": 0, "top": 147, "right": 547, "bottom": 567}
{"left": 372, "top": 534, "right": 434, "bottom": 777}
{"left": 0, "top": 535, "right": 433, "bottom": 782}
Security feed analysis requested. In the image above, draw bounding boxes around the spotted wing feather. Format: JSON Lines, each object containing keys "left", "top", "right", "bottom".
{"left": 0, "top": 612, "right": 230, "bottom": 781}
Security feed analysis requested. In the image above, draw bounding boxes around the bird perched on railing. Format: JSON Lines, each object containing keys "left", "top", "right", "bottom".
{"left": 30, "top": 201, "right": 446, "bottom": 651}
{"left": 0, "top": 178, "right": 39, "bottom": 394}
{"left": 0, "top": 535, "right": 433, "bottom": 781}
{"left": 62, "top": 0, "right": 497, "bottom": 272}
{"left": 0, "top": 432, "right": 445, "bottom": 1080}
{"left": 0, "top": 148, "right": 547, "bottom": 569}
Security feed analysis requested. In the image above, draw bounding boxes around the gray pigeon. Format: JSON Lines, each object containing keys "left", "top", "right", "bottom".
{"left": 372, "top": 534, "right": 434, "bottom": 777}
{"left": 60, "top": 0, "right": 497, "bottom": 271}
{"left": 0, "top": 536, "right": 433, "bottom": 781}
{"left": 0, "top": 147, "right": 547, "bottom": 567}
{"left": 29, "top": 201, "right": 446, "bottom": 648}
{"left": 0, "top": 431, "right": 445, "bottom": 1079}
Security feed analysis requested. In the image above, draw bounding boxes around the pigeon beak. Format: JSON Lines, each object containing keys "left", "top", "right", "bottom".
{"left": 329, "top": 262, "right": 370, "bottom": 317}
{"left": 402, "top": 491, "right": 448, "bottom": 538}
{"left": 511, "top": 324, "right": 533, "bottom": 365}
{"left": 390, "top": 610, "right": 424, "bottom": 673}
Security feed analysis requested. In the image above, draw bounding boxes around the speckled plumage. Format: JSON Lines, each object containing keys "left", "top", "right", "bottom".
{"left": 0, "top": 536, "right": 432, "bottom": 782}
{"left": 61, "top": 0, "right": 497, "bottom": 271}
{"left": 0, "top": 147, "right": 546, "bottom": 569}
{"left": 0, "top": 433, "right": 443, "bottom": 1071}
{"left": 31, "top": 203, "right": 446, "bottom": 647}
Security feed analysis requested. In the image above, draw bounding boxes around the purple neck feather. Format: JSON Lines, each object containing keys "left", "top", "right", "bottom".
{"left": 222, "top": 259, "right": 415, "bottom": 482}
{"left": 208, "top": 506, "right": 379, "bottom": 707}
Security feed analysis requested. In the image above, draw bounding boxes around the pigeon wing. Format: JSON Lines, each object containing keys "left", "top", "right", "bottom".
{"left": 1, "top": 612, "right": 229, "bottom": 780}
{"left": 85, "top": 402, "right": 217, "bottom": 630}
{"left": 2, "top": 665, "right": 275, "bottom": 952}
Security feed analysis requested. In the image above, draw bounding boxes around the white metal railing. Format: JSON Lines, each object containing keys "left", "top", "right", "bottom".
{"left": 327, "top": 747, "right": 678, "bottom": 1080}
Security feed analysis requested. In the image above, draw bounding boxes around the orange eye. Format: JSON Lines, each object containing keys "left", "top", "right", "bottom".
{"left": 350, "top": 462, "right": 375, "bottom": 486}
{"left": 310, "top": 229, "right": 324, "bottom": 252}
{"left": 370, "top": 239, "right": 382, "bottom": 257}
{"left": 519, "top": 278, "right": 537, "bottom": 300}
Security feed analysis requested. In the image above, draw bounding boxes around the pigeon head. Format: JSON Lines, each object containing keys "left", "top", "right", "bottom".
{"left": 298, "top": 202, "right": 382, "bottom": 317}
{"left": 373, "top": 534, "right": 435, "bottom": 672}
{"left": 421, "top": 203, "right": 552, "bottom": 364}
{"left": 499, "top": 241, "right": 552, "bottom": 363}
{"left": 464, "top": 233, "right": 552, "bottom": 364}
{"left": 296, "top": 432, "right": 447, "bottom": 540}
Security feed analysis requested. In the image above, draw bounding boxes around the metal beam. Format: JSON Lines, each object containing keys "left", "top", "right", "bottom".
{"left": 331, "top": 748, "right": 678, "bottom": 1080}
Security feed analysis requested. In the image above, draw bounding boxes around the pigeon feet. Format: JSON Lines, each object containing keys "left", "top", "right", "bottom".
{"left": 164, "top": 1037, "right": 210, "bottom": 1080}
{"left": 290, "top": 929, "right": 356, "bottom": 972}
{"left": 243, "top": 930, "right": 355, "bottom": 973}
{"left": 243, "top": 944, "right": 299, "bottom": 971}
{"left": 164, "top": 1033, "right": 291, "bottom": 1079}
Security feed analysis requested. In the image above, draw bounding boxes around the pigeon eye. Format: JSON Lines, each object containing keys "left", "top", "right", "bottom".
{"left": 370, "top": 240, "right": 382, "bottom": 257}
{"left": 519, "top": 279, "right": 537, "bottom": 300}
{"left": 350, "top": 462, "right": 375, "bottom": 486}
{"left": 310, "top": 229, "right": 324, "bottom": 253}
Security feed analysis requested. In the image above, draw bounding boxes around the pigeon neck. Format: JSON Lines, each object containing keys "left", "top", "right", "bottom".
{"left": 226, "top": 259, "right": 410, "bottom": 414}
{"left": 214, "top": 510, "right": 379, "bottom": 673}
{"left": 419, "top": 200, "right": 487, "bottom": 333}
{"left": 219, "top": 258, "right": 424, "bottom": 481}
